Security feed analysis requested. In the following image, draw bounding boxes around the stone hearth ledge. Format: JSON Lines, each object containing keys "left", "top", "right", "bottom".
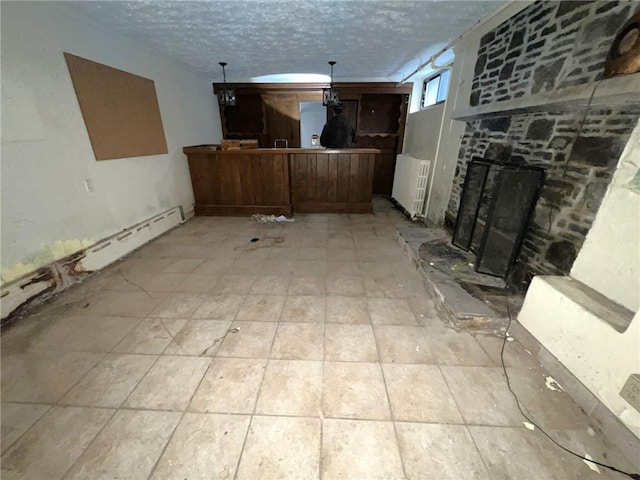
{"left": 395, "top": 225, "right": 506, "bottom": 332}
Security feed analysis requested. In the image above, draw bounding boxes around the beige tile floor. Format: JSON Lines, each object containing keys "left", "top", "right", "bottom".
{"left": 0, "top": 198, "right": 634, "bottom": 479}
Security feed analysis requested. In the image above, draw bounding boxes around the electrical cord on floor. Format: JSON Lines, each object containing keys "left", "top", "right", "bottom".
{"left": 501, "top": 299, "right": 640, "bottom": 480}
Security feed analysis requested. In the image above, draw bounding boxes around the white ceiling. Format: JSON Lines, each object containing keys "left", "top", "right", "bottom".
{"left": 61, "top": 0, "right": 505, "bottom": 83}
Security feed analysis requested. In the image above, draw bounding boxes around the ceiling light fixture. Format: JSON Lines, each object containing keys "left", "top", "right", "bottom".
{"left": 216, "top": 62, "right": 236, "bottom": 106}
{"left": 322, "top": 61, "right": 341, "bottom": 107}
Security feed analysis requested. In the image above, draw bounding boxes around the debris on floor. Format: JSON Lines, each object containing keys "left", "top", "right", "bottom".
{"left": 545, "top": 375, "right": 564, "bottom": 392}
{"left": 199, "top": 327, "right": 241, "bottom": 356}
{"left": 583, "top": 453, "right": 601, "bottom": 473}
{"left": 252, "top": 214, "right": 295, "bottom": 223}
{"left": 234, "top": 236, "right": 285, "bottom": 251}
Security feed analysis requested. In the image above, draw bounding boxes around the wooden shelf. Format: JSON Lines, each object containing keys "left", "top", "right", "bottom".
{"left": 452, "top": 73, "right": 640, "bottom": 121}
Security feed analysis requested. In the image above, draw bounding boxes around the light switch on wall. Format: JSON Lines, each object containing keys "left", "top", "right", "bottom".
{"left": 84, "top": 178, "right": 95, "bottom": 192}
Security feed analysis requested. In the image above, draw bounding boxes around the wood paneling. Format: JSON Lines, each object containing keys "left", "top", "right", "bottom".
{"left": 187, "top": 153, "right": 216, "bottom": 205}
{"left": 185, "top": 148, "right": 292, "bottom": 216}
{"left": 359, "top": 94, "right": 403, "bottom": 134}
{"left": 223, "top": 94, "right": 265, "bottom": 134}
{"left": 290, "top": 152, "right": 375, "bottom": 213}
{"left": 356, "top": 135, "right": 399, "bottom": 195}
{"left": 327, "top": 99, "right": 358, "bottom": 133}
{"left": 184, "top": 147, "right": 378, "bottom": 216}
{"left": 263, "top": 95, "right": 301, "bottom": 148}
{"left": 373, "top": 152, "right": 397, "bottom": 196}
{"left": 214, "top": 84, "right": 410, "bottom": 196}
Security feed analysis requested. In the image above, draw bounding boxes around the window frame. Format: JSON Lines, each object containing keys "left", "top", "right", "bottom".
{"left": 420, "top": 69, "right": 451, "bottom": 110}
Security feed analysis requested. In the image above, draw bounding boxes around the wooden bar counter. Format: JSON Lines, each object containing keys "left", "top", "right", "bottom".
{"left": 183, "top": 146, "right": 379, "bottom": 215}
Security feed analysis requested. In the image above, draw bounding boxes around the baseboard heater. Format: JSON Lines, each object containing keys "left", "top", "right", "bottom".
{"left": 0, "top": 207, "right": 183, "bottom": 323}
{"left": 392, "top": 154, "right": 431, "bottom": 219}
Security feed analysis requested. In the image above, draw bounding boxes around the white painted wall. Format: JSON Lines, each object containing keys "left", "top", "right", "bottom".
{"left": 519, "top": 278, "right": 640, "bottom": 438}
{"left": 520, "top": 121, "right": 640, "bottom": 439}
{"left": 299, "top": 101, "right": 326, "bottom": 148}
{"left": 406, "top": 48, "right": 455, "bottom": 115}
{"left": 0, "top": 1, "right": 222, "bottom": 284}
{"left": 571, "top": 119, "right": 640, "bottom": 312}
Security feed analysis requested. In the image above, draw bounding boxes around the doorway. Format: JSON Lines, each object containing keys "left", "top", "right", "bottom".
{"left": 299, "top": 101, "right": 326, "bottom": 148}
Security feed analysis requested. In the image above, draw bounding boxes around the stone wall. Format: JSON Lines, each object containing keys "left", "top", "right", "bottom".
{"left": 448, "top": 107, "right": 640, "bottom": 277}
{"left": 470, "top": 0, "right": 635, "bottom": 106}
{"left": 447, "top": 0, "right": 640, "bottom": 282}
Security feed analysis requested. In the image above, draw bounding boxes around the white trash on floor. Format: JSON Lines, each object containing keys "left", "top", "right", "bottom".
{"left": 252, "top": 214, "right": 295, "bottom": 223}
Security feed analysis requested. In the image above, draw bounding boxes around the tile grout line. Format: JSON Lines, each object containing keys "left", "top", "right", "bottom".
{"left": 376, "top": 328, "right": 410, "bottom": 480}
{"left": 57, "top": 346, "right": 169, "bottom": 479}
{"left": 145, "top": 354, "right": 214, "bottom": 480}
{"left": 3, "top": 386, "right": 544, "bottom": 430}
{"left": 437, "top": 362, "right": 493, "bottom": 477}
{"left": 58, "top": 406, "right": 119, "bottom": 479}
{"left": 230, "top": 295, "right": 281, "bottom": 480}
{"left": 141, "top": 253, "right": 240, "bottom": 480}
{"left": 0, "top": 403, "right": 54, "bottom": 457}
{"left": 51, "top": 348, "right": 112, "bottom": 407}
{"left": 112, "top": 287, "right": 226, "bottom": 478}
{"left": 361, "top": 214, "right": 421, "bottom": 461}
{"left": 3, "top": 399, "right": 540, "bottom": 428}
{"left": 319, "top": 295, "right": 328, "bottom": 480}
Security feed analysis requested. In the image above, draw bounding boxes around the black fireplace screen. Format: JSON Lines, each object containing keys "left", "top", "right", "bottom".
{"left": 453, "top": 158, "right": 544, "bottom": 280}
{"left": 452, "top": 160, "right": 490, "bottom": 251}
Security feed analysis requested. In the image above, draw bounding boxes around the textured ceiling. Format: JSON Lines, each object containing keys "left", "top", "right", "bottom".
{"left": 61, "top": 0, "right": 505, "bottom": 82}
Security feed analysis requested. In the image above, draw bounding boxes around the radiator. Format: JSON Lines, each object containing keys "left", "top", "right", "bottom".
{"left": 1, "top": 207, "right": 183, "bottom": 321}
{"left": 392, "top": 154, "right": 431, "bottom": 219}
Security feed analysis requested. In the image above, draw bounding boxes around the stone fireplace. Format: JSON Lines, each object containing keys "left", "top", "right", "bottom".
{"left": 447, "top": 0, "right": 640, "bottom": 284}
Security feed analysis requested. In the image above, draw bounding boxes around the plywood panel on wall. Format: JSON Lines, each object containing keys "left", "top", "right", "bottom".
{"left": 64, "top": 53, "right": 168, "bottom": 160}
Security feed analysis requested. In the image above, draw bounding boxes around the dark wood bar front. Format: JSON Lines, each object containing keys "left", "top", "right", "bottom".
{"left": 183, "top": 146, "right": 379, "bottom": 215}
{"left": 183, "top": 146, "right": 292, "bottom": 216}
{"left": 290, "top": 151, "right": 376, "bottom": 213}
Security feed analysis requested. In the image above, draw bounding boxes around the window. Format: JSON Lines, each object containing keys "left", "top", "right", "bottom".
{"left": 421, "top": 70, "right": 451, "bottom": 109}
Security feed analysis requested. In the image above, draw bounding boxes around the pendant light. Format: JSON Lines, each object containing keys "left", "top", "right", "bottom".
{"left": 322, "top": 61, "right": 341, "bottom": 107}
{"left": 216, "top": 62, "right": 236, "bottom": 106}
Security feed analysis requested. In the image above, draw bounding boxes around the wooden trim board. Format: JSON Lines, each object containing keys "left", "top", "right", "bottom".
{"left": 194, "top": 204, "right": 293, "bottom": 216}
{"left": 294, "top": 202, "right": 373, "bottom": 214}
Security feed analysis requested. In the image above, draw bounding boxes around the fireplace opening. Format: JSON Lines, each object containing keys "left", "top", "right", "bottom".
{"left": 453, "top": 157, "right": 545, "bottom": 280}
